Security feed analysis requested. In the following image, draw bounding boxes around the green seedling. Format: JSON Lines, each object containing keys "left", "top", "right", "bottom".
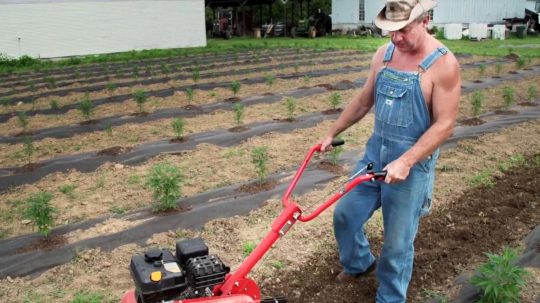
{"left": 146, "top": 163, "right": 183, "bottom": 212}
{"left": 251, "top": 146, "right": 269, "bottom": 183}
{"left": 22, "top": 136, "right": 34, "bottom": 163}
{"left": 527, "top": 85, "right": 537, "bottom": 101}
{"left": 471, "top": 91, "right": 485, "bottom": 117}
{"left": 242, "top": 241, "right": 256, "bottom": 257}
{"left": 49, "top": 99, "right": 60, "bottom": 110}
{"left": 115, "top": 69, "right": 123, "bottom": 79}
{"left": 109, "top": 205, "right": 126, "bottom": 215}
{"left": 498, "top": 154, "right": 526, "bottom": 172}
{"left": 133, "top": 89, "right": 148, "bottom": 113}
{"left": 58, "top": 184, "right": 77, "bottom": 200}
{"left": 285, "top": 97, "right": 297, "bottom": 121}
{"left": 106, "top": 82, "right": 117, "bottom": 96}
{"left": 328, "top": 136, "right": 344, "bottom": 165}
{"left": 516, "top": 56, "right": 526, "bottom": 69}
{"left": 24, "top": 191, "right": 56, "bottom": 237}
{"left": 133, "top": 66, "right": 140, "bottom": 78}
{"left": 161, "top": 64, "right": 171, "bottom": 75}
{"left": 27, "top": 80, "right": 36, "bottom": 92}
{"left": 495, "top": 63, "right": 503, "bottom": 75}
{"left": 0, "top": 98, "right": 9, "bottom": 106}
{"left": 264, "top": 74, "right": 276, "bottom": 87}
{"left": 502, "top": 86, "right": 516, "bottom": 107}
{"left": 17, "top": 111, "right": 29, "bottom": 130}
{"left": 471, "top": 247, "right": 530, "bottom": 303}
{"left": 230, "top": 80, "right": 241, "bottom": 96}
{"left": 272, "top": 260, "right": 285, "bottom": 270}
{"left": 192, "top": 68, "right": 201, "bottom": 83}
{"left": 233, "top": 102, "right": 245, "bottom": 125}
{"left": 468, "top": 170, "right": 494, "bottom": 188}
{"left": 45, "top": 76, "right": 56, "bottom": 89}
{"left": 104, "top": 123, "right": 113, "bottom": 136}
{"left": 70, "top": 291, "right": 106, "bottom": 303}
{"left": 185, "top": 87, "right": 194, "bottom": 104}
{"left": 171, "top": 118, "right": 185, "bottom": 140}
{"left": 478, "top": 63, "right": 486, "bottom": 77}
{"left": 329, "top": 92, "right": 342, "bottom": 110}
{"left": 294, "top": 64, "right": 300, "bottom": 73}
{"left": 78, "top": 94, "right": 94, "bottom": 121}
{"left": 145, "top": 66, "right": 152, "bottom": 76}
{"left": 303, "top": 75, "right": 311, "bottom": 85}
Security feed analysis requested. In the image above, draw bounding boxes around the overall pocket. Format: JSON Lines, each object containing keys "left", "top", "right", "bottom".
{"left": 375, "top": 83, "right": 412, "bottom": 127}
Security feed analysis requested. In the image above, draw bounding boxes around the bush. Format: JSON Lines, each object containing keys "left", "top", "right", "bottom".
{"left": 471, "top": 247, "right": 529, "bottom": 303}
{"left": 285, "top": 97, "right": 296, "bottom": 120}
{"left": 17, "top": 111, "right": 29, "bottom": 130}
{"left": 471, "top": 91, "right": 485, "bottom": 117}
{"left": 185, "top": 87, "right": 194, "bottom": 104}
{"left": 251, "top": 147, "right": 269, "bottom": 183}
{"left": 49, "top": 99, "right": 60, "bottom": 110}
{"left": 502, "top": 86, "right": 516, "bottom": 107}
{"left": 23, "top": 136, "right": 34, "bottom": 163}
{"left": 171, "top": 118, "right": 185, "bottom": 140}
{"left": 192, "top": 68, "right": 201, "bottom": 83}
{"left": 233, "top": 102, "right": 245, "bottom": 125}
{"left": 230, "top": 80, "right": 241, "bottom": 96}
{"left": 146, "top": 163, "right": 183, "bottom": 212}
{"left": 328, "top": 136, "right": 344, "bottom": 165}
{"left": 78, "top": 94, "right": 94, "bottom": 121}
{"left": 329, "top": 92, "right": 342, "bottom": 110}
{"left": 264, "top": 74, "right": 276, "bottom": 87}
{"left": 24, "top": 191, "right": 56, "bottom": 237}
{"left": 133, "top": 90, "right": 148, "bottom": 113}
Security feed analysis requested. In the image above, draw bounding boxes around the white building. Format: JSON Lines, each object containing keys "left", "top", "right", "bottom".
{"left": 332, "top": 0, "right": 536, "bottom": 30}
{"left": 0, "top": 0, "right": 207, "bottom": 59}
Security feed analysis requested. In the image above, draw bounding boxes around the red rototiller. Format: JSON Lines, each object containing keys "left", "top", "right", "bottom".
{"left": 121, "top": 139, "right": 385, "bottom": 303}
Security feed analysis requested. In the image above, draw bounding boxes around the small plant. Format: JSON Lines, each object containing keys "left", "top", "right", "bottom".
{"left": 0, "top": 98, "right": 9, "bottom": 106}
{"left": 328, "top": 136, "right": 344, "bottom": 165}
{"left": 133, "top": 66, "right": 140, "bottom": 78}
{"left": 242, "top": 241, "right": 256, "bottom": 257}
{"left": 233, "top": 102, "right": 245, "bottom": 125}
{"left": 106, "top": 82, "right": 117, "bottom": 96}
{"left": 329, "top": 92, "right": 342, "bottom": 110}
{"left": 478, "top": 63, "right": 486, "bottom": 77}
{"left": 49, "top": 99, "right": 60, "bottom": 110}
{"left": 24, "top": 191, "right": 56, "bottom": 237}
{"left": 22, "top": 136, "right": 34, "bottom": 163}
{"left": 516, "top": 56, "right": 526, "bottom": 69}
{"left": 109, "top": 205, "right": 126, "bottom": 215}
{"left": 499, "top": 154, "right": 526, "bottom": 172}
{"left": 502, "top": 86, "right": 516, "bottom": 107}
{"left": 272, "top": 260, "right": 284, "bottom": 270}
{"left": 45, "top": 76, "right": 56, "bottom": 89}
{"left": 146, "top": 163, "right": 183, "bottom": 212}
{"left": 264, "top": 74, "right": 276, "bottom": 87}
{"left": 133, "top": 89, "right": 148, "bottom": 113}
{"left": 17, "top": 111, "right": 29, "bottom": 130}
{"left": 70, "top": 291, "right": 106, "bottom": 303}
{"left": 78, "top": 94, "right": 94, "bottom": 121}
{"left": 470, "top": 247, "right": 530, "bottom": 303}
{"left": 171, "top": 118, "right": 185, "bottom": 140}
{"left": 294, "top": 64, "right": 300, "bottom": 73}
{"left": 468, "top": 170, "right": 494, "bottom": 188}
{"left": 285, "top": 97, "right": 297, "bottom": 121}
{"left": 185, "top": 87, "right": 194, "bottom": 104}
{"left": 527, "top": 85, "right": 537, "bottom": 101}
{"left": 192, "top": 68, "right": 201, "bottom": 83}
{"left": 104, "top": 122, "right": 113, "bottom": 136}
{"left": 230, "top": 80, "right": 241, "bottom": 96}
{"left": 495, "top": 63, "right": 503, "bottom": 75}
{"left": 470, "top": 91, "right": 485, "bottom": 117}
{"left": 59, "top": 184, "right": 77, "bottom": 200}
{"left": 303, "top": 75, "right": 311, "bottom": 85}
{"left": 251, "top": 146, "right": 269, "bottom": 183}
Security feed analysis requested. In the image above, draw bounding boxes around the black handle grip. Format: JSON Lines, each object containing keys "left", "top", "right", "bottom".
{"left": 372, "top": 171, "right": 387, "bottom": 179}
{"left": 331, "top": 138, "right": 345, "bottom": 147}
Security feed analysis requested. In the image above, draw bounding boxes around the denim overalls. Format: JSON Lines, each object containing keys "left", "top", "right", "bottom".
{"left": 334, "top": 43, "right": 448, "bottom": 303}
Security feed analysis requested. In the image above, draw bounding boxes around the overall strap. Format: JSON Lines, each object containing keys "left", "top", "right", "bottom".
{"left": 418, "top": 47, "right": 449, "bottom": 71}
{"left": 382, "top": 43, "right": 395, "bottom": 64}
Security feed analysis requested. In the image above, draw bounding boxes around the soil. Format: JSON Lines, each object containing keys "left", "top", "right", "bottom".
{"left": 237, "top": 179, "right": 279, "bottom": 194}
{"left": 169, "top": 136, "right": 188, "bottom": 143}
{"left": 321, "top": 108, "right": 343, "bottom": 115}
{"left": 519, "top": 101, "right": 538, "bottom": 106}
{"left": 494, "top": 109, "right": 519, "bottom": 115}
{"left": 459, "top": 117, "right": 485, "bottom": 126}
{"left": 13, "top": 162, "right": 44, "bottom": 173}
{"left": 17, "top": 234, "right": 67, "bottom": 254}
{"left": 96, "top": 146, "right": 133, "bottom": 156}
{"left": 317, "top": 161, "right": 347, "bottom": 175}
{"left": 229, "top": 125, "right": 250, "bottom": 132}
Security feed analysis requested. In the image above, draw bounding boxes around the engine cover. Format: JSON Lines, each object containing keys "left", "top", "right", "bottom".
{"left": 185, "top": 254, "right": 230, "bottom": 295}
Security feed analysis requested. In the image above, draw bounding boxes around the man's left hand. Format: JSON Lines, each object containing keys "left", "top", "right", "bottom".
{"left": 383, "top": 158, "right": 412, "bottom": 184}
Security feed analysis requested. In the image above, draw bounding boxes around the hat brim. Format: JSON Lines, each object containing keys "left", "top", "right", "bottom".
{"left": 374, "top": 0, "right": 437, "bottom": 31}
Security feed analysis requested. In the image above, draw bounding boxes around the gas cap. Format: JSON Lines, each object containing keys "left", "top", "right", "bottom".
{"left": 144, "top": 248, "right": 163, "bottom": 262}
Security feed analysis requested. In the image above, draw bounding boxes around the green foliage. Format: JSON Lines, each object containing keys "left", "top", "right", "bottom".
{"left": 59, "top": 184, "right": 77, "bottom": 200}
{"left": 109, "top": 205, "right": 126, "bottom": 215}
{"left": 468, "top": 170, "right": 494, "bottom": 188}
{"left": 264, "top": 74, "right": 276, "bottom": 87}
{"left": 192, "top": 68, "right": 201, "bottom": 83}
{"left": 0, "top": 98, "right": 9, "bottom": 106}
{"left": 45, "top": 76, "right": 56, "bottom": 89}
{"left": 146, "top": 163, "right": 183, "bottom": 212}
{"left": 498, "top": 154, "right": 526, "bottom": 172}
{"left": 104, "top": 123, "right": 113, "bottom": 136}
{"left": 471, "top": 247, "right": 529, "bottom": 303}
{"left": 502, "top": 86, "right": 516, "bottom": 107}
{"left": 230, "top": 80, "right": 241, "bottom": 96}
{"left": 516, "top": 56, "right": 526, "bottom": 69}
{"left": 105, "top": 82, "right": 117, "bottom": 95}
{"left": 285, "top": 97, "right": 297, "bottom": 120}
{"left": 70, "top": 291, "right": 107, "bottom": 303}
{"left": 133, "top": 90, "right": 148, "bottom": 113}
{"left": 242, "top": 241, "right": 256, "bottom": 257}
{"left": 171, "top": 118, "right": 185, "bottom": 140}
{"left": 185, "top": 87, "right": 194, "bottom": 104}
{"left": 478, "top": 63, "right": 486, "bottom": 77}
{"left": 24, "top": 191, "right": 56, "bottom": 237}
{"left": 233, "top": 102, "right": 245, "bottom": 125}
{"left": 294, "top": 64, "right": 300, "bottom": 73}
{"left": 22, "top": 136, "right": 35, "bottom": 163}
{"left": 303, "top": 75, "right": 311, "bottom": 85}
{"left": 471, "top": 91, "right": 485, "bottom": 117}
{"left": 527, "top": 85, "right": 537, "bottom": 101}
{"left": 49, "top": 99, "right": 60, "bottom": 110}
{"left": 132, "top": 66, "right": 139, "bottom": 78}
{"left": 78, "top": 94, "right": 94, "bottom": 121}
{"left": 272, "top": 260, "right": 285, "bottom": 269}
{"left": 329, "top": 92, "right": 342, "bottom": 110}
{"left": 422, "top": 290, "right": 448, "bottom": 303}
{"left": 17, "top": 111, "right": 29, "bottom": 130}
{"left": 328, "top": 136, "right": 344, "bottom": 165}
{"left": 251, "top": 146, "right": 269, "bottom": 183}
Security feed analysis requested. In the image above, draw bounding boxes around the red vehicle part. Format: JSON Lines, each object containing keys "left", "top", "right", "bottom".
{"left": 121, "top": 139, "right": 385, "bottom": 303}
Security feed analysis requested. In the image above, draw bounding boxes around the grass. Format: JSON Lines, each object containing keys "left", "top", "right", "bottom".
{"left": 59, "top": 184, "right": 77, "bottom": 200}
{"left": 242, "top": 241, "right": 256, "bottom": 257}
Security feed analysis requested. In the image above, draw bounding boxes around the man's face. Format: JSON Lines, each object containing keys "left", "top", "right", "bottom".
{"left": 389, "top": 17, "right": 428, "bottom": 52}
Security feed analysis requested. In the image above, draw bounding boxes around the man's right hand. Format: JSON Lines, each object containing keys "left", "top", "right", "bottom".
{"left": 318, "top": 135, "right": 335, "bottom": 153}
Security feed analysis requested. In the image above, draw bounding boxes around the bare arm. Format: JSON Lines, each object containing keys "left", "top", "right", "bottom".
{"left": 384, "top": 53, "right": 461, "bottom": 183}
{"left": 319, "top": 46, "right": 386, "bottom": 151}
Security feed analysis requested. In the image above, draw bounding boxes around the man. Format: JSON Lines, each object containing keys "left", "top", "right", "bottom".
{"left": 318, "top": 0, "right": 461, "bottom": 302}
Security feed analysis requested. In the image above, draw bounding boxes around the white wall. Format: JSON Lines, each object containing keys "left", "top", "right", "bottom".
{"left": 0, "top": 0, "right": 206, "bottom": 59}
{"left": 331, "top": 0, "right": 360, "bottom": 30}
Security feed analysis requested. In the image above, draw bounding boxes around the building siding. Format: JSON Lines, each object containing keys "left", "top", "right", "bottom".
{"left": 0, "top": 0, "right": 206, "bottom": 59}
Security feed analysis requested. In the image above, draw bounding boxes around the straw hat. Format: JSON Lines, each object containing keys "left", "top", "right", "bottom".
{"left": 374, "top": 0, "right": 437, "bottom": 31}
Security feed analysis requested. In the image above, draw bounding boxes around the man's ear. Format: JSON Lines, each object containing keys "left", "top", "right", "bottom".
{"left": 422, "top": 14, "right": 430, "bottom": 28}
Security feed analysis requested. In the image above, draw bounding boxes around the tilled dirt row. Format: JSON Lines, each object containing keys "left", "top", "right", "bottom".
{"left": 0, "top": 119, "right": 538, "bottom": 303}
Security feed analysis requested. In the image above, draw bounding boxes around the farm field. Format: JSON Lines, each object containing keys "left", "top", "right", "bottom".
{"left": 0, "top": 37, "right": 539, "bottom": 303}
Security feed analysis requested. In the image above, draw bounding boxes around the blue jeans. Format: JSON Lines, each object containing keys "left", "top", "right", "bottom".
{"left": 333, "top": 135, "right": 438, "bottom": 303}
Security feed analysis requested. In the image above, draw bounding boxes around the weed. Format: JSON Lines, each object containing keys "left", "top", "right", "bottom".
{"left": 471, "top": 91, "right": 485, "bottom": 117}
{"left": 272, "top": 260, "right": 285, "bottom": 269}
{"left": 24, "top": 191, "right": 56, "bottom": 237}
{"left": 0, "top": 228, "right": 8, "bottom": 239}
{"left": 161, "top": 64, "right": 171, "bottom": 75}
{"left": 22, "top": 136, "right": 34, "bottom": 163}
{"left": 251, "top": 146, "right": 269, "bottom": 183}
{"left": 303, "top": 75, "right": 311, "bottom": 85}
{"left": 70, "top": 291, "right": 106, "bottom": 303}
{"left": 27, "top": 80, "right": 36, "bottom": 92}
{"left": 78, "top": 94, "right": 94, "bottom": 121}
{"left": 498, "top": 154, "right": 526, "bottom": 172}
{"left": 59, "top": 184, "right": 77, "bottom": 200}
{"left": 242, "top": 241, "right": 256, "bottom": 257}
{"left": 146, "top": 163, "right": 183, "bottom": 212}
{"left": 495, "top": 63, "right": 502, "bottom": 75}
{"left": 233, "top": 102, "right": 245, "bottom": 125}
{"left": 264, "top": 74, "right": 276, "bottom": 87}
{"left": 132, "top": 66, "right": 139, "bottom": 78}
{"left": 502, "top": 86, "right": 516, "bottom": 107}
{"left": 185, "top": 87, "right": 194, "bottom": 104}
{"left": 535, "top": 154, "right": 540, "bottom": 166}
{"left": 109, "top": 205, "right": 126, "bottom": 215}
{"left": 192, "top": 68, "right": 201, "bottom": 83}
{"left": 103, "top": 122, "right": 113, "bottom": 136}
{"left": 478, "top": 63, "right": 486, "bottom": 77}
{"left": 438, "top": 164, "right": 455, "bottom": 172}
{"left": 421, "top": 289, "right": 448, "bottom": 303}
{"left": 516, "top": 56, "right": 526, "bottom": 69}
{"left": 94, "top": 176, "right": 106, "bottom": 189}
{"left": 230, "top": 80, "right": 241, "bottom": 96}
{"left": 468, "top": 170, "right": 494, "bottom": 188}
{"left": 105, "top": 82, "right": 117, "bottom": 95}
{"left": 45, "top": 76, "right": 56, "bottom": 89}
{"left": 285, "top": 97, "right": 297, "bottom": 120}
{"left": 171, "top": 118, "right": 185, "bottom": 140}
{"left": 329, "top": 92, "right": 342, "bottom": 110}
{"left": 294, "top": 64, "right": 300, "bottom": 73}
{"left": 133, "top": 90, "right": 148, "bottom": 113}
{"left": 471, "top": 247, "right": 529, "bottom": 303}
{"left": 0, "top": 98, "right": 9, "bottom": 106}
{"left": 18, "top": 111, "right": 29, "bottom": 130}
{"left": 527, "top": 85, "right": 537, "bottom": 101}
{"left": 128, "top": 175, "right": 141, "bottom": 185}
{"left": 223, "top": 147, "right": 245, "bottom": 158}
{"left": 328, "top": 136, "right": 344, "bottom": 165}
{"left": 209, "top": 91, "right": 217, "bottom": 98}
{"left": 49, "top": 99, "right": 60, "bottom": 110}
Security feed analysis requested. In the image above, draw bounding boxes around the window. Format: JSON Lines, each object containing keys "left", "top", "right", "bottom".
{"left": 359, "top": 0, "right": 365, "bottom": 21}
